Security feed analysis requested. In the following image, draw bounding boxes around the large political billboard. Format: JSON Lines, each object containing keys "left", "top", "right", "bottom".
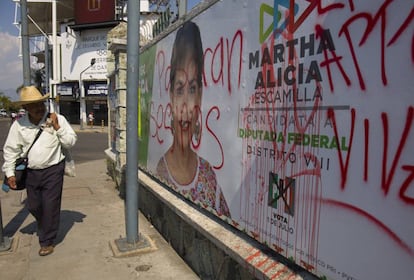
{"left": 138, "top": 1, "right": 414, "bottom": 279}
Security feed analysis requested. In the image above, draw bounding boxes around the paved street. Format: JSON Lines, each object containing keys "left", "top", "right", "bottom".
{"left": 0, "top": 118, "right": 107, "bottom": 166}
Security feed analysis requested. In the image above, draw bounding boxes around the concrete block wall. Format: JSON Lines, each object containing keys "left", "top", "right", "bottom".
{"left": 106, "top": 23, "right": 128, "bottom": 191}
{"left": 140, "top": 191, "right": 255, "bottom": 280}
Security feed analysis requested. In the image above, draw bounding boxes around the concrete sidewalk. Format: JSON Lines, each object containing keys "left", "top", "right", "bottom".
{"left": 0, "top": 158, "right": 199, "bottom": 280}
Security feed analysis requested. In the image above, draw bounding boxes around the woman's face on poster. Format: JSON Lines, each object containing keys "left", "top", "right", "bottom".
{"left": 170, "top": 59, "right": 202, "bottom": 148}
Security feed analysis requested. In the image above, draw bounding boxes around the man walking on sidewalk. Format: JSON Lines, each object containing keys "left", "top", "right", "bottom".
{"left": 2, "top": 86, "right": 77, "bottom": 256}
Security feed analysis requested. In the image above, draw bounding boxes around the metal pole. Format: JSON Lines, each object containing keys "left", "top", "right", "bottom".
{"left": 45, "top": 42, "right": 50, "bottom": 94}
{"left": 21, "top": 0, "right": 30, "bottom": 85}
{"left": 178, "top": 0, "right": 188, "bottom": 18}
{"left": 79, "top": 59, "right": 95, "bottom": 129}
{"left": 0, "top": 199, "right": 12, "bottom": 252}
{"left": 51, "top": 0, "right": 57, "bottom": 100}
{"left": 79, "top": 73, "right": 85, "bottom": 130}
{"left": 0, "top": 199, "right": 4, "bottom": 244}
{"left": 45, "top": 42, "right": 53, "bottom": 112}
{"left": 125, "top": 0, "right": 140, "bottom": 244}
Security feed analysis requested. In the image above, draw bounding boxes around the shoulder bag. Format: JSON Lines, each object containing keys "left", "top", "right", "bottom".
{"left": 2, "top": 128, "right": 43, "bottom": 191}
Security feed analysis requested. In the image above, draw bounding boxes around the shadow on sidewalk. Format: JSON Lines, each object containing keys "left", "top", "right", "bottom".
{"left": 3, "top": 204, "right": 30, "bottom": 237}
{"left": 19, "top": 210, "right": 86, "bottom": 245}
{"left": 56, "top": 210, "right": 86, "bottom": 244}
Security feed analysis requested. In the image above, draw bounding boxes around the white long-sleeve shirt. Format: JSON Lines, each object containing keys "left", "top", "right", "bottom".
{"left": 2, "top": 112, "right": 77, "bottom": 178}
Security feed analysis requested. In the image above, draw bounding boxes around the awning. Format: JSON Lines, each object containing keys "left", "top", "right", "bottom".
{"left": 23, "top": 0, "right": 74, "bottom": 36}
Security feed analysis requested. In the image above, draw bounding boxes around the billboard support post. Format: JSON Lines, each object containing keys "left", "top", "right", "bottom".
{"left": 110, "top": 0, "right": 155, "bottom": 257}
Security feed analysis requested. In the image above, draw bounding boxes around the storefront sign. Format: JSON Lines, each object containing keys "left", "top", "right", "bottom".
{"left": 85, "top": 81, "right": 108, "bottom": 96}
{"left": 57, "top": 82, "right": 78, "bottom": 98}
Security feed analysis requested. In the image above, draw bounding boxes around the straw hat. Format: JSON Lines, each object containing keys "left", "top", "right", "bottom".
{"left": 14, "top": 86, "right": 50, "bottom": 106}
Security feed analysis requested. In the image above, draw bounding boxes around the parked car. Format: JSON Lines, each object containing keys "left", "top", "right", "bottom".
{"left": 0, "top": 109, "right": 8, "bottom": 118}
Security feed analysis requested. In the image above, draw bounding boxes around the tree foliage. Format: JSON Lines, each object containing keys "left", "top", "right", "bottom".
{"left": 0, "top": 92, "right": 20, "bottom": 112}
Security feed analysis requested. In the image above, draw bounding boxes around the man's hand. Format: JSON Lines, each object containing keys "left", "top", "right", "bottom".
{"left": 49, "top": 112, "right": 60, "bottom": 130}
{"left": 7, "top": 176, "right": 17, "bottom": 189}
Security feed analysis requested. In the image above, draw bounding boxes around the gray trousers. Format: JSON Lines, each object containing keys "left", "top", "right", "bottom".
{"left": 26, "top": 160, "right": 65, "bottom": 247}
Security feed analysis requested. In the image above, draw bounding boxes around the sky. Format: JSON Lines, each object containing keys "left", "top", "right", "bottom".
{"left": 0, "top": 0, "right": 201, "bottom": 100}
{"left": 0, "top": 0, "right": 21, "bottom": 100}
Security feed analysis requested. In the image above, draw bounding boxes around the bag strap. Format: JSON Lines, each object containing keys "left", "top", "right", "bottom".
{"left": 24, "top": 128, "right": 43, "bottom": 158}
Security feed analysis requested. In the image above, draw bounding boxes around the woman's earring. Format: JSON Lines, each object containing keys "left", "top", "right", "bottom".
{"left": 194, "top": 120, "right": 200, "bottom": 141}
{"left": 170, "top": 117, "right": 174, "bottom": 134}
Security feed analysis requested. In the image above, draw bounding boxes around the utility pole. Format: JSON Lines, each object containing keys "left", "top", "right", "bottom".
{"left": 111, "top": 0, "right": 154, "bottom": 256}
{"left": 0, "top": 200, "right": 12, "bottom": 252}
{"left": 51, "top": 0, "right": 58, "bottom": 102}
{"left": 21, "top": 0, "right": 30, "bottom": 85}
{"left": 178, "top": 0, "right": 187, "bottom": 18}
{"left": 125, "top": 0, "right": 140, "bottom": 245}
{"left": 0, "top": 0, "right": 31, "bottom": 254}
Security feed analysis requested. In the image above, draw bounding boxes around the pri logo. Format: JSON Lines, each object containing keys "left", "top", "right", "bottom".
{"left": 88, "top": 0, "right": 101, "bottom": 11}
{"left": 268, "top": 172, "right": 295, "bottom": 216}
